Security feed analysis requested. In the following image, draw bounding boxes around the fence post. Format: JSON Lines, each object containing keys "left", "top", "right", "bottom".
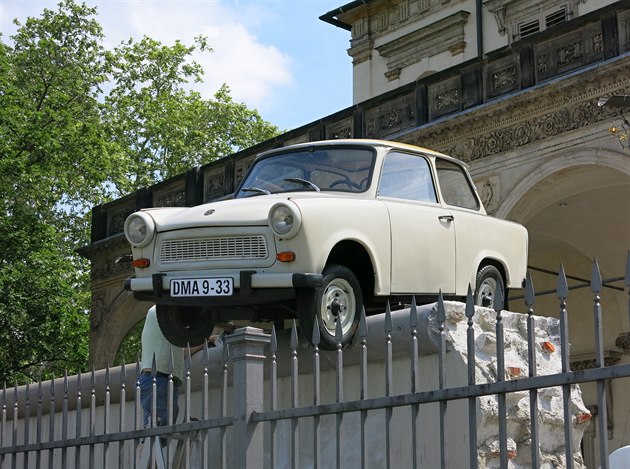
{"left": 226, "top": 326, "right": 271, "bottom": 468}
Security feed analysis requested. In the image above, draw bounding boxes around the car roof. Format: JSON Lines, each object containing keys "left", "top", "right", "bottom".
{"left": 256, "top": 139, "right": 468, "bottom": 167}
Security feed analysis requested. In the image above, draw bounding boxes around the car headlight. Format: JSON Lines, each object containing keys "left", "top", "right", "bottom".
{"left": 124, "top": 212, "right": 155, "bottom": 248}
{"left": 268, "top": 202, "right": 301, "bottom": 239}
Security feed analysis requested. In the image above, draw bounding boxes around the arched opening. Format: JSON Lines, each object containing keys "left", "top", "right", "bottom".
{"left": 502, "top": 158, "right": 630, "bottom": 351}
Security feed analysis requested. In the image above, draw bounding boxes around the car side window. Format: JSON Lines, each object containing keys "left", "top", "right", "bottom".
{"left": 378, "top": 152, "right": 437, "bottom": 203}
{"left": 435, "top": 159, "right": 480, "bottom": 210}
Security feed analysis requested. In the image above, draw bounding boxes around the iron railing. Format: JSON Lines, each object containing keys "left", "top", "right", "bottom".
{"left": 2, "top": 253, "right": 630, "bottom": 468}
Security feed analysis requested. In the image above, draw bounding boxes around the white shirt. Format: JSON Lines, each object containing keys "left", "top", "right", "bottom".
{"left": 140, "top": 306, "right": 184, "bottom": 382}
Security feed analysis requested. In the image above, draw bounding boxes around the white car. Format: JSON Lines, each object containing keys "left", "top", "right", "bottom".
{"left": 124, "top": 139, "right": 528, "bottom": 348}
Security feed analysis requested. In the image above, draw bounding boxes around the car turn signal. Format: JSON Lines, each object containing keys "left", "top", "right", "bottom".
{"left": 132, "top": 258, "right": 151, "bottom": 268}
{"left": 276, "top": 252, "right": 296, "bottom": 262}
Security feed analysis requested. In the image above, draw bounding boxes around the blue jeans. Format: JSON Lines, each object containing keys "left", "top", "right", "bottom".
{"left": 139, "top": 373, "right": 180, "bottom": 427}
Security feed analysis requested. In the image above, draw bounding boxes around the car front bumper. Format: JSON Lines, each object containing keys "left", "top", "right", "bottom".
{"left": 124, "top": 270, "right": 323, "bottom": 307}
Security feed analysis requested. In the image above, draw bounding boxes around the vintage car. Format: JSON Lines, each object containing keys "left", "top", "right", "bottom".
{"left": 124, "top": 139, "right": 528, "bottom": 348}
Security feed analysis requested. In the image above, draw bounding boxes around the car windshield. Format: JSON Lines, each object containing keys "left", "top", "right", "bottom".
{"left": 236, "top": 147, "right": 376, "bottom": 198}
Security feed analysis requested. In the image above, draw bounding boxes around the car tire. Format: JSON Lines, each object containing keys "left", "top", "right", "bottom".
{"left": 297, "top": 264, "right": 362, "bottom": 350}
{"left": 155, "top": 304, "right": 214, "bottom": 347}
{"left": 474, "top": 265, "right": 505, "bottom": 310}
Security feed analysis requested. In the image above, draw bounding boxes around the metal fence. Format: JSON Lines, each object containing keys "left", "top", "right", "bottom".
{"left": 2, "top": 255, "right": 630, "bottom": 468}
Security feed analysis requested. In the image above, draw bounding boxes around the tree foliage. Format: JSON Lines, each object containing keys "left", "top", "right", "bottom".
{"left": 0, "top": 0, "right": 280, "bottom": 384}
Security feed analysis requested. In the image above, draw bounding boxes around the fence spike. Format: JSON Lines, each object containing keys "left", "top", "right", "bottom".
{"left": 271, "top": 324, "right": 278, "bottom": 353}
{"left": 335, "top": 313, "right": 343, "bottom": 346}
{"left": 525, "top": 270, "right": 535, "bottom": 307}
{"left": 222, "top": 335, "right": 230, "bottom": 362}
{"left": 202, "top": 338, "right": 209, "bottom": 366}
{"left": 410, "top": 296, "right": 418, "bottom": 328}
{"left": 494, "top": 279, "right": 505, "bottom": 313}
{"left": 465, "top": 284, "right": 475, "bottom": 321}
{"left": 312, "top": 317, "right": 321, "bottom": 346}
{"left": 184, "top": 344, "right": 192, "bottom": 371}
{"left": 358, "top": 306, "right": 367, "bottom": 338}
{"left": 437, "top": 291, "right": 446, "bottom": 323}
{"left": 557, "top": 264, "right": 569, "bottom": 299}
{"left": 119, "top": 360, "right": 126, "bottom": 382}
{"left": 50, "top": 376, "right": 56, "bottom": 398}
{"left": 591, "top": 258, "right": 603, "bottom": 293}
{"left": 291, "top": 319, "right": 298, "bottom": 349}
{"left": 385, "top": 300, "right": 393, "bottom": 333}
{"left": 151, "top": 353, "right": 157, "bottom": 376}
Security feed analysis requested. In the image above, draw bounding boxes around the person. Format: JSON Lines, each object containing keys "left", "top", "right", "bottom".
{"left": 139, "top": 305, "right": 233, "bottom": 429}
{"left": 139, "top": 305, "right": 185, "bottom": 429}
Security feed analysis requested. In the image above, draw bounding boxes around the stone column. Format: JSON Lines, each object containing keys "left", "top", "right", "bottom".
{"left": 225, "top": 326, "right": 271, "bottom": 468}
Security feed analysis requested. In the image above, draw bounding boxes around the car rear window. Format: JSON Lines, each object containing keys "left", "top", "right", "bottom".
{"left": 435, "top": 159, "right": 480, "bottom": 210}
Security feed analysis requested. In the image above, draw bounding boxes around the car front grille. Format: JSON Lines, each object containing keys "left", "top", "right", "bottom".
{"left": 159, "top": 236, "right": 269, "bottom": 263}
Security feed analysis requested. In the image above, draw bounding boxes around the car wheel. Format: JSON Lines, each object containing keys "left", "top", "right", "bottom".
{"left": 298, "top": 264, "right": 362, "bottom": 350}
{"left": 155, "top": 304, "right": 214, "bottom": 347}
{"left": 474, "top": 265, "right": 505, "bottom": 309}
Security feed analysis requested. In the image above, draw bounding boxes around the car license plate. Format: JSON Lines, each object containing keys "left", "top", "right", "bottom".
{"left": 170, "top": 278, "right": 233, "bottom": 297}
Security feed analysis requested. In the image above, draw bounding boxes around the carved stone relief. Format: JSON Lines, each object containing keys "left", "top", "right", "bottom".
{"left": 107, "top": 205, "right": 134, "bottom": 237}
{"left": 535, "top": 23, "right": 604, "bottom": 82}
{"left": 475, "top": 176, "right": 500, "bottom": 214}
{"left": 485, "top": 56, "right": 519, "bottom": 99}
{"left": 326, "top": 117, "right": 354, "bottom": 140}
{"left": 203, "top": 166, "right": 225, "bottom": 202}
{"left": 428, "top": 75, "right": 461, "bottom": 120}
{"left": 235, "top": 154, "right": 257, "bottom": 186}
{"left": 619, "top": 10, "right": 630, "bottom": 53}
{"left": 154, "top": 189, "right": 185, "bottom": 207}
{"left": 85, "top": 235, "right": 133, "bottom": 283}
{"left": 364, "top": 92, "right": 416, "bottom": 139}
{"left": 411, "top": 63, "right": 630, "bottom": 162}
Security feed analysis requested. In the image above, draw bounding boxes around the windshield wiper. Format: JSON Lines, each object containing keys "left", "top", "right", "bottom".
{"left": 241, "top": 187, "right": 271, "bottom": 195}
{"left": 284, "top": 177, "right": 320, "bottom": 192}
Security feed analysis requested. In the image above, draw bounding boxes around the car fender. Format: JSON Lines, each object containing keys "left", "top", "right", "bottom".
{"left": 285, "top": 198, "right": 391, "bottom": 296}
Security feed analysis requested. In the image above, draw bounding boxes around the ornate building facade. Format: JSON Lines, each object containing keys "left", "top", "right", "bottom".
{"left": 81, "top": 1, "right": 630, "bottom": 466}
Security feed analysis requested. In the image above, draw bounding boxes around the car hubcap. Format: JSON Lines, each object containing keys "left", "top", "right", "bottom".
{"left": 477, "top": 278, "right": 497, "bottom": 308}
{"left": 321, "top": 278, "right": 356, "bottom": 337}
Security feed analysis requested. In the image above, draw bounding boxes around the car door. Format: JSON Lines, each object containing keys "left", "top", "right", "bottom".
{"left": 378, "top": 151, "right": 456, "bottom": 295}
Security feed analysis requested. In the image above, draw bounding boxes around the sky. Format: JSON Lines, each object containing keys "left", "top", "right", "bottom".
{"left": 0, "top": 0, "right": 354, "bottom": 131}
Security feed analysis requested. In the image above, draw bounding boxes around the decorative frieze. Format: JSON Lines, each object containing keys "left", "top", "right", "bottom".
{"left": 411, "top": 62, "right": 630, "bottom": 162}
{"left": 535, "top": 23, "right": 604, "bottom": 82}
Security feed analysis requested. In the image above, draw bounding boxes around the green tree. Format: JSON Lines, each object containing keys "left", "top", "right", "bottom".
{"left": 0, "top": 0, "right": 280, "bottom": 384}
{"left": 103, "top": 35, "right": 279, "bottom": 195}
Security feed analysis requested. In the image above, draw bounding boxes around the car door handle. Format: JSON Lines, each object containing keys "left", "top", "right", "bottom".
{"left": 438, "top": 215, "right": 454, "bottom": 222}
